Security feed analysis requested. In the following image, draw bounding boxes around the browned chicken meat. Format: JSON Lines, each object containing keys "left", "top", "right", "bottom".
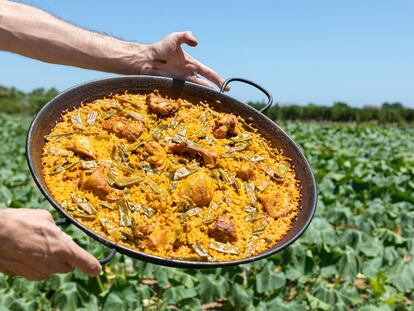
{"left": 81, "top": 167, "right": 116, "bottom": 200}
{"left": 146, "top": 93, "right": 180, "bottom": 116}
{"left": 67, "top": 135, "right": 96, "bottom": 159}
{"left": 212, "top": 114, "right": 237, "bottom": 139}
{"left": 148, "top": 229, "right": 168, "bottom": 251}
{"left": 236, "top": 163, "right": 254, "bottom": 181}
{"left": 169, "top": 142, "right": 217, "bottom": 167}
{"left": 208, "top": 215, "right": 236, "bottom": 242}
{"left": 102, "top": 116, "right": 143, "bottom": 142}
{"left": 177, "top": 171, "right": 215, "bottom": 206}
{"left": 259, "top": 191, "right": 291, "bottom": 219}
{"left": 144, "top": 141, "right": 169, "bottom": 170}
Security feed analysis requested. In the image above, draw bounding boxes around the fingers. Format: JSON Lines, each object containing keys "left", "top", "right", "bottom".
{"left": 187, "top": 75, "right": 215, "bottom": 89}
{"left": 62, "top": 234, "right": 101, "bottom": 277}
{"left": 172, "top": 31, "right": 198, "bottom": 47}
{"left": 193, "top": 59, "right": 225, "bottom": 89}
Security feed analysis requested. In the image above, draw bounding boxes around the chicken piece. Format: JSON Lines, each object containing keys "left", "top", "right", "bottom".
{"left": 146, "top": 93, "right": 180, "bottom": 116}
{"left": 236, "top": 163, "right": 254, "bottom": 181}
{"left": 259, "top": 191, "right": 291, "bottom": 219}
{"left": 67, "top": 135, "right": 96, "bottom": 159}
{"left": 102, "top": 116, "right": 143, "bottom": 142}
{"left": 177, "top": 171, "right": 215, "bottom": 206}
{"left": 212, "top": 114, "right": 237, "bottom": 139}
{"left": 208, "top": 215, "right": 236, "bottom": 242}
{"left": 169, "top": 142, "right": 217, "bottom": 168}
{"left": 148, "top": 229, "right": 168, "bottom": 251}
{"left": 80, "top": 167, "right": 114, "bottom": 200}
{"left": 144, "top": 141, "right": 169, "bottom": 170}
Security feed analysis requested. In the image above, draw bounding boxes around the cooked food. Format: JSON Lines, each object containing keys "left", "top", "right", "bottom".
{"left": 42, "top": 92, "right": 301, "bottom": 261}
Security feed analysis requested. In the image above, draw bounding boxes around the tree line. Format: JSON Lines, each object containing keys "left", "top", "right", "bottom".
{"left": 1, "top": 86, "right": 413, "bottom": 123}
{"left": 250, "top": 101, "right": 414, "bottom": 124}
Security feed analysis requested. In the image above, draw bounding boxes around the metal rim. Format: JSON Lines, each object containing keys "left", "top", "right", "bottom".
{"left": 26, "top": 75, "right": 317, "bottom": 268}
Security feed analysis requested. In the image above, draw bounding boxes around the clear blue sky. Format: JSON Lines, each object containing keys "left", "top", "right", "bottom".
{"left": 0, "top": 0, "right": 413, "bottom": 107}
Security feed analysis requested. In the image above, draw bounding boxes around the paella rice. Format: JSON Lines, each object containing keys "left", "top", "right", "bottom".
{"left": 41, "top": 92, "right": 301, "bottom": 261}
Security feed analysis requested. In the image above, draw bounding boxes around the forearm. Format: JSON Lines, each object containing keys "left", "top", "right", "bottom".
{"left": 0, "top": 1, "right": 148, "bottom": 74}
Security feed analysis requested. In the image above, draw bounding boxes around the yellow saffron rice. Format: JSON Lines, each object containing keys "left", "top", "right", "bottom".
{"left": 42, "top": 93, "right": 301, "bottom": 261}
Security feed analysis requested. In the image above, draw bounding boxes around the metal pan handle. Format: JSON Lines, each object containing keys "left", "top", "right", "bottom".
{"left": 55, "top": 218, "right": 117, "bottom": 265}
{"left": 220, "top": 78, "right": 273, "bottom": 114}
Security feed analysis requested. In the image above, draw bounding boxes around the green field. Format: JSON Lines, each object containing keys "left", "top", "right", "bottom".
{"left": 0, "top": 113, "right": 413, "bottom": 311}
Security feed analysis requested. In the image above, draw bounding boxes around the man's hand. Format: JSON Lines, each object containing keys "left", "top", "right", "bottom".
{"left": 0, "top": 208, "right": 101, "bottom": 281}
{"left": 142, "top": 31, "right": 224, "bottom": 89}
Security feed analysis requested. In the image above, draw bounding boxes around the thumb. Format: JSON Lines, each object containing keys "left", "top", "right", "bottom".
{"left": 173, "top": 31, "right": 198, "bottom": 47}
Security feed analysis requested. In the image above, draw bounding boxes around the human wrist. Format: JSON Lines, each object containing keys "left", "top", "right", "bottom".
{"left": 107, "top": 41, "right": 151, "bottom": 75}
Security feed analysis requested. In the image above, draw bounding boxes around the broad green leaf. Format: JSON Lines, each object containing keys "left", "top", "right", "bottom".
{"left": 196, "top": 274, "right": 229, "bottom": 302}
{"left": 255, "top": 262, "right": 286, "bottom": 293}
{"left": 228, "top": 283, "right": 253, "bottom": 310}
{"left": 102, "top": 293, "right": 126, "bottom": 311}
{"left": 305, "top": 293, "right": 331, "bottom": 311}
{"left": 337, "top": 246, "right": 359, "bottom": 279}
{"left": 163, "top": 285, "right": 197, "bottom": 304}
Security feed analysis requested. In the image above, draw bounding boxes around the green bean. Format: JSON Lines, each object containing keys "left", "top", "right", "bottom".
{"left": 245, "top": 182, "right": 257, "bottom": 205}
{"left": 209, "top": 241, "right": 240, "bottom": 255}
{"left": 192, "top": 242, "right": 213, "bottom": 261}
{"left": 44, "top": 132, "right": 76, "bottom": 141}
{"left": 245, "top": 236, "right": 260, "bottom": 255}
{"left": 224, "top": 142, "right": 250, "bottom": 152}
{"left": 71, "top": 194, "right": 96, "bottom": 215}
{"left": 117, "top": 200, "right": 133, "bottom": 227}
{"left": 249, "top": 155, "right": 266, "bottom": 162}
{"left": 253, "top": 218, "right": 267, "bottom": 235}
{"left": 71, "top": 211, "right": 96, "bottom": 219}
{"left": 71, "top": 111, "right": 83, "bottom": 129}
{"left": 231, "top": 132, "right": 252, "bottom": 142}
{"left": 114, "top": 176, "right": 143, "bottom": 188}
{"left": 86, "top": 110, "right": 98, "bottom": 126}
{"left": 186, "top": 207, "right": 202, "bottom": 216}
{"left": 100, "top": 217, "right": 125, "bottom": 240}
{"left": 50, "top": 160, "right": 80, "bottom": 175}
{"left": 103, "top": 110, "right": 117, "bottom": 120}
{"left": 174, "top": 167, "right": 198, "bottom": 180}
{"left": 120, "top": 144, "right": 129, "bottom": 164}
{"left": 146, "top": 179, "right": 166, "bottom": 195}
{"left": 275, "top": 161, "right": 289, "bottom": 178}
{"left": 125, "top": 110, "right": 144, "bottom": 121}
{"left": 143, "top": 206, "right": 155, "bottom": 218}
{"left": 81, "top": 161, "right": 98, "bottom": 169}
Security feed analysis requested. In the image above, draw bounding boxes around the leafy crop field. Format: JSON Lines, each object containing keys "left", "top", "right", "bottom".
{"left": 0, "top": 113, "right": 413, "bottom": 311}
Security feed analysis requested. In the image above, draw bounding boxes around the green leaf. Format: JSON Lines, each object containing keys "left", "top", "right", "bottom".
{"left": 388, "top": 259, "right": 414, "bottom": 291}
{"left": 102, "top": 293, "right": 126, "bottom": 311}
{"left": 228, "top": 283, "right": 253, "bottom": 310}
{"left": 360, "top": 237, "right": 383, "bottom": 257}
{"left": 305, "top": 292, "right": 331, "bottom": 311}
{"left": 51, "top": 283, "right": 82, "bottom": 311}
{"left": 337, "top": 246, "right": 359, "bottom": 279}
{"left": 255, "top": 262, "right": 286, "bottom": 293}
{"left": 196, "top": 274, "right": 229, "bottom": 303}
{"left": 163, "top": 285, "right": 197, "bottom": 304}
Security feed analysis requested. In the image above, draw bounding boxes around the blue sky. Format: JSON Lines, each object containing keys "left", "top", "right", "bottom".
{"left": 0, "top": 0, "right": 413, "bottom": 107}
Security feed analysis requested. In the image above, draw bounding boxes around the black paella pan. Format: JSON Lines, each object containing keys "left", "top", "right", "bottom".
{"left": 26, "top": 76, "right": 317, "bottom": 268}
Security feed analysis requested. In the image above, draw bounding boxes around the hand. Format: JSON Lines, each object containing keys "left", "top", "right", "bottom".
{"left": 142, "top": 31, "right": 225, "bottom": 89}
{"left": 0, "top": 208, "right": 101, "bottom": 281}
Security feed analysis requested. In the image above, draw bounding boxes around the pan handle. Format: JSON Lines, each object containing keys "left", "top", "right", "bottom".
{"left": 220, "top": 78, "right": 273, "bottom": 114}
{"left": 55, "top": 218, "right": 117, "bottom": 265}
